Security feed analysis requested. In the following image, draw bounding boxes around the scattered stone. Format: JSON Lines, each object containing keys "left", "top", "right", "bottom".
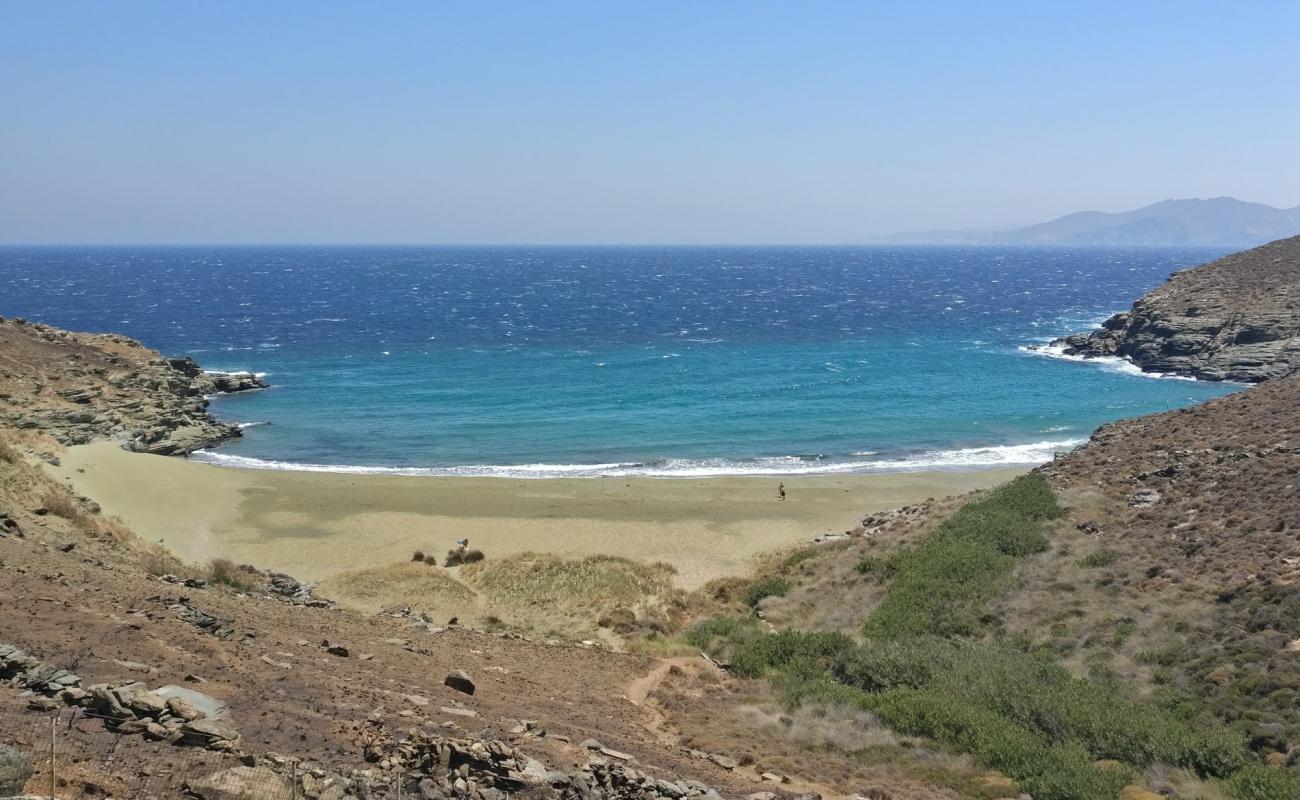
{"left": 322, "top": 640, "right": 350, "bottom": 657}
{"left": 181, "top": 718, "right": 241, "bottom": 749}
{"left": 444, "top": 670, "right": 476, "bottom": 695}
{"left": 1129, "top": 489, "right": 1162, "bottom": 508}
{"left": 708, "top": 754, "right": 738, "bottom": 770}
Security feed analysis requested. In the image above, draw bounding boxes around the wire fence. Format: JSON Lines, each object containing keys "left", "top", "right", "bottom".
{"left": 0, "top": 705, "right": 261, "bottom": 799}
{"left": 0, "top": 704, "right": 508, "bottom": 800}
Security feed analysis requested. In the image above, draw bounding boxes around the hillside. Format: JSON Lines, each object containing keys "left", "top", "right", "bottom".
{"left": 687, "top": 374, "right": 1300, "bottom": 800}
{"left": 1054, "top": 235, "right": 1300, "bottom": 381}
{"left": 869, "top": 197, "right": 1300, "bottom": 247}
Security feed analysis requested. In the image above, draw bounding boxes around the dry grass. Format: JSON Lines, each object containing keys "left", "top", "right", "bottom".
{"left": 40, "top": 488, "right": 89, "bottom": 525}
{"left": 90, "top": 515, "right": 134, "bottom": 543}
{"left": 462, "top": 552, "right": 680, "bottom": 639}
{"left": 206, "top": 557, "right": 257, "bottom": 591}
{"left": 138, "top": 543, "right": 185, "bottom": 576}
{"left": 0, "top": 438, "right": 20, "bottom": 464}
{"left": 320, "top": 561, "right": 480, "bottom": 621}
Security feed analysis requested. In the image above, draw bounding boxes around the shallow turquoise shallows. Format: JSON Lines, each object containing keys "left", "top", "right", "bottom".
{"left": 0, "top": 245, "right": 1238, "bottom": 476}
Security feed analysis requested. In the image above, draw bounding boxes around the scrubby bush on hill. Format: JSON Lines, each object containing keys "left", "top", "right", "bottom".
{"left": 685, "top": 472, "right": 1295, "bottom": 800}
{"left": 863, "top": 473, "right": 1061, "bottom": 639}
{"left": 445, "top": 548, "right": 485, "bottom": 567}
{"left": 207, "top": 557, "right": 256, "bottom": 591}
{"left": 743, "top": 577, "right": 791, "bottom": 607}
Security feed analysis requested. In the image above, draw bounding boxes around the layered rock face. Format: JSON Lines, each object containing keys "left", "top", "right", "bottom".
{"left": 0, "top": 317, "right": 265, "bottom": 454}
{"left": 1054, "top": 235, "right": 1300, "bottom": 382}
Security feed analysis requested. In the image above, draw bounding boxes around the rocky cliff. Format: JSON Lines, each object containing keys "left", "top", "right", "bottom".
{"left": 1053, "top": 235, "right": 1300, "bottom": 381}
{"left": 0, "top": 316, "right": 265, "bottom": 454}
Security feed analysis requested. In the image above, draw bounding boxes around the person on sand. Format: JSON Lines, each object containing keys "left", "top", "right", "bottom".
{"left": 778, "top": 482, "right": 786, "bottom": 501}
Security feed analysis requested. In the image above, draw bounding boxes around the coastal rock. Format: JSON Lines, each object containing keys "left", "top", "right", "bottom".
{"left": 0, "top": 317, "right": 268, "bottom": 455}
{"left": 1051, "top": 235, "right": 1300, "bottom": 382}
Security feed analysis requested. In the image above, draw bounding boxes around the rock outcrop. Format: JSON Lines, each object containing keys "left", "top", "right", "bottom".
{"left": 0, "top": 643, "right": 239, "bottom": 752}
{"left": 1052, "top": 235, "right": 1300, "bottom": 382}
{"left": 0, "top": 317, "right": 265, "bottom": 454}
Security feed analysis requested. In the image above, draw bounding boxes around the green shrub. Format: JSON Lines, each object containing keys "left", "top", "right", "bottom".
{"left": 1221, "top": 765, "right": 1300, "bottom": 800}
{"left": 744, "top": 577, "right": 791, "bottom": 607}
{"left": 855, "top": 555, "right": 897, "bottom": 577}
{"left": 683, "top": 617, "right": 852, "bottom": 678}
{"left": 862, "top": 473, "right": 1060, "bottom": 639}
{"left": 684, "top": 616, "right": 763, "bottom": 653}
{"left": 1079, "top": 549, "right": 1119, "bottom": 568}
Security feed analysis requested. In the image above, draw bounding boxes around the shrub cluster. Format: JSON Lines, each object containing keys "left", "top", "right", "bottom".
{"left": 743, "top": 577, "right": 791, "bottom": 608}
{"left": 863, "top": 473, "right": 1062, "bottom": 639}
{"left": 1079, "top": 549, "right": 1119, "bottom": 568}
{"left": 681, "top": 474, "right": 1299, "bottom": 800}
{"left": 444, "top": 548, "right": 485, "bottom": 567}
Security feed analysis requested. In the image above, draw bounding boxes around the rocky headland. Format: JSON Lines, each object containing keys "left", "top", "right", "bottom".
{"left": 0, "top": 316, "right": 265, "bottom": 455}
{"left": 1052, "top": 234, "right": 1300, "bottom": 381}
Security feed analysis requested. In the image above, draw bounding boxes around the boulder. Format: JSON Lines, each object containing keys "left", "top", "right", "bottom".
{"left": 181, "top": 719, "right": 240, "bottom": 748}
{"left": 184, "top": 766, "right": 294, "bottom": 800}
{"left": 444, "top": 670, "right": 476, "bottom": 695}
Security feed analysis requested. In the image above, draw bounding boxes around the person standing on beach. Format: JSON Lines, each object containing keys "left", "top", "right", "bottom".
{"left": 778, "top": 482, "right": 786, "bottom": 501}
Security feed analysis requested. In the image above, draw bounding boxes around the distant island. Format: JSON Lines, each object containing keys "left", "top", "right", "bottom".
{"left": 866, "top": 196, "right": 1300, "bottom": 247}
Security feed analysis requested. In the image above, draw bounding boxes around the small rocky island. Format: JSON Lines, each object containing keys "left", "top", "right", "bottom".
{"left": 0, "top": 316, "right": 265, "bottom": 455}
{"left": 1053, "top": 234, "right": 1300, "bottom": 382}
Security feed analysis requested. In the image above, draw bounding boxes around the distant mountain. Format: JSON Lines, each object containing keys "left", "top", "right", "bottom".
{"left": 868, "top": 197, "right": 1300, "bottom": 247}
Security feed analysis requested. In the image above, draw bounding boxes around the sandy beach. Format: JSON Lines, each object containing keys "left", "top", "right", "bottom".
{"left": 50, "top": 441, "right": 1022, "bottom": 590}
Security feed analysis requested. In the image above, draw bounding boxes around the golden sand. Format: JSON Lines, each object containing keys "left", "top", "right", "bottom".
{"left": 51, "top": 441, "right": 1022, "bottom": 590}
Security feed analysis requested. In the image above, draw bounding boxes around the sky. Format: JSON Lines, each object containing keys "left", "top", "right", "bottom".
{"left": 2, "top": 1, "right": 1298, "bottom": 245}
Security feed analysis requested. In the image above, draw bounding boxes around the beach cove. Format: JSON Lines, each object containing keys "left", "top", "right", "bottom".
{"left": 51, "top": 441, "right": 1021, "bottom": 591}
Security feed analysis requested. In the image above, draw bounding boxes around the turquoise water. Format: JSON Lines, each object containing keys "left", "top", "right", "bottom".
{"left": 0, "top": 245, "right": 1238, "bottom": 475}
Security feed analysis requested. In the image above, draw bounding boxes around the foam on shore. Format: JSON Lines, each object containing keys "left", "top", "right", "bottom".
{"left": 188, "top": 438, "right": 1084, "bottom": 479}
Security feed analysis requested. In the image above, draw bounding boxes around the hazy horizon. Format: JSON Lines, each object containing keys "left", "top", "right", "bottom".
{"left": 3, "top": 2, "right": 1298, "bottom": 245}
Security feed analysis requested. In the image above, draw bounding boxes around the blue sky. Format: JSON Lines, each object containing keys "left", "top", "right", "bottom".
{"left": 2, "top": 1, "right": 1297, "bottom": 244}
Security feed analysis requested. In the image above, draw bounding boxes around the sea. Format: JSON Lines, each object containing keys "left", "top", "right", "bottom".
{"left": 0, "top": 245, "right": 1241, "bottom": 477}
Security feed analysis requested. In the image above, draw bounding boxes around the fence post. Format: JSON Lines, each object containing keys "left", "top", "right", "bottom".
{"left": 48, "top": 714, "right": 57, "bottom": 800}
{"left": 291, "top": 761, "right": 299, "bottom": 800}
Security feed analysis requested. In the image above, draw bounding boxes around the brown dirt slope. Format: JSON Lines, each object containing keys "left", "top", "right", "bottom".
{"left": 0, "top": 432, "right": 771, "bottom": 798}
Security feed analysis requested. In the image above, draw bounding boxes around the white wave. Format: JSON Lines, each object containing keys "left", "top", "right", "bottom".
{"left": 855, "top": 439, "right": 1086, "bottom": 471}
{"left": 236, "top": 421, "right": 271, "bottom": 429}
{"left": 1019, "top": 343, "right": 1200, "bottom": 381}
{"left": 188, "top": 439, "right": 1084, "bottom": 479}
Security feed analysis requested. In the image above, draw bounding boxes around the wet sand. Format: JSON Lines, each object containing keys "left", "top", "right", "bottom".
{"left": 51, "top": 442, "right": 1023, "bottom": 589}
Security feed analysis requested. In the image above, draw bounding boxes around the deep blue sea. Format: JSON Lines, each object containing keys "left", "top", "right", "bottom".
{"left": 0, "top": 246, "right": 1240, "bottom": 476}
